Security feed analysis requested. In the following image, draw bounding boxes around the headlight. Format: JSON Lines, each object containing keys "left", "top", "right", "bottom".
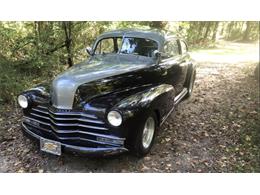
{"left": 18, "top": 95, "right": 28, "bottom": 108}
{"left": 107, "top": 110, "right": 122, "bottom": 126}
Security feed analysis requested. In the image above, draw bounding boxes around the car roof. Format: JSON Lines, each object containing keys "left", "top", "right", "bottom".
{"left": 97, "top": 29, "right": 179, "bottom": 51}
{"left": 100, "top": 29, "right": 163, "bottom": 39}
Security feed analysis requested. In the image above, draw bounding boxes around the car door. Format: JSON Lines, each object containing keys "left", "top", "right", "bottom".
{"left": 159, "top": 38, "right": 188, "bottom": 94}
{"left": 178, "top": 39, "right": 190, "bottom": 88}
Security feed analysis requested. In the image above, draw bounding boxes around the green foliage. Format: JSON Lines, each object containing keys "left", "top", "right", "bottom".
{"left": 224, "top": 21, "right": 259, "bottom": 41}
{"left": 0, "top": 21, "right": 259, "bottom": 105}
{"left": 0, "top": 57, "right": 30, "bottom": 105}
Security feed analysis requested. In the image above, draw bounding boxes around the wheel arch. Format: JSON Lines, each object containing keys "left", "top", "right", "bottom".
{"left": 184, "top": 62, "right": 196, "bottom": 88}
{"left": 154, "top": 109, "right": 161, "bottom": 127}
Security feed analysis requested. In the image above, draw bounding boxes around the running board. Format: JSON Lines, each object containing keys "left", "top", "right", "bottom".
{"left": 174, "top": 88, "right": 188, "bottom": 105}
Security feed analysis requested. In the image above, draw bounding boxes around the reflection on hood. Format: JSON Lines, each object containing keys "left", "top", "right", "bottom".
{"left": 51, "top": 54, "right": 155, "bottom": 109}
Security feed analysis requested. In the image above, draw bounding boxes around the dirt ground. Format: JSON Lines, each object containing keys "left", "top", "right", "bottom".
{"left": 0, "top": 40, "right": 259, "bottom": 173}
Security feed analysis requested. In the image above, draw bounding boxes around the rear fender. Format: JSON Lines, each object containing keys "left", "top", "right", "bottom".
{"left": 184, "top": 62, "right": 196, "bottom": 87}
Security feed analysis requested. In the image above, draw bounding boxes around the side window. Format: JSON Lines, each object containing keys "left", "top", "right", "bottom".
{"left": 180, "top": 40, "right": 188, "bottom": 54}
{"left": 163, "top": 40, "right": 179, "bottom": 59}
{"left": 95, "top": 38, "right": 117, "bottom": 54}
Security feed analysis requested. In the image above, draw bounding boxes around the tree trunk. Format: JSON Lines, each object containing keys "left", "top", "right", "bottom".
{"left": 204, "top": 22, "right": 212, "bottom": 40}
{"left": 34, "top": 22, "right": 42, "bottom": 55}
{"left": 211, "top": 22, "right": 219, "bottom": 41}
{"left": 197, "top": 22, "right": 205, "bottom": 40}
{"left": 243, "top": 21, "right": 251, "bottom": 41}
{"left": 239, "top": 22, "right": 245, "bottom": 32}
{"left": 62, "top": 21, "right": 73, "bottom": 67}
{"left": 227, "top": 21, "right": 234, "bottom": 39}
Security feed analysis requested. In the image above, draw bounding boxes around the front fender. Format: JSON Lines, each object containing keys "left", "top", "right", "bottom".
{"left": 113, "top": 84, "right": 175, "bottom": 123}
{"left": 19, "top": 82, "right": 51, "bottom": 107}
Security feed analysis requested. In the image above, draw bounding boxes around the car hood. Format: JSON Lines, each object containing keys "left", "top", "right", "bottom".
{"left": 51, "top": 54, "right": 155, "bottom": 109}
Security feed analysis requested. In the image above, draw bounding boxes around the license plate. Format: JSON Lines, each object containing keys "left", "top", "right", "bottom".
{"left": 40, "top": 138, "right": 61, "bottom": 156}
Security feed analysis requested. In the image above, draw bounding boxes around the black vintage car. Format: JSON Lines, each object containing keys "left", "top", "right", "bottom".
{"left": 18, "top": 29, "right": 196, "bottom": 157}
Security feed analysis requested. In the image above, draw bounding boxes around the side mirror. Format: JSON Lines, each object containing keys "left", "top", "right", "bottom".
{"left": 152, "top": 50, "right": 161, "bottom": 58}
{"left": 152, "top": 50, "right": 161, "bottom": 64}
{"left": 86, "top": 47, "right": 94, "bottom": 56}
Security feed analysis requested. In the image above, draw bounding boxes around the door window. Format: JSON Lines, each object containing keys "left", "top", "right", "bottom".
{"left": 180, "top": 40, "right": 188, "bottom": 54}
{"left": 163, "top": 40, "right": 180, "bottom": 59}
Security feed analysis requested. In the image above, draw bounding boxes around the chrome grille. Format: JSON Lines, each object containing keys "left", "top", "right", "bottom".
{"left": 23, "top": 105, "right": 124, "bottom": 147}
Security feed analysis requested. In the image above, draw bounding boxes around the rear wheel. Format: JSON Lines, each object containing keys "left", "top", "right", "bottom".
{"left": 130, "top": 113, "right": 157, "bottom": 157}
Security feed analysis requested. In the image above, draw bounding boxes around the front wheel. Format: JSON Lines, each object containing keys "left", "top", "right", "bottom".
{"left": 130, "top": 113, "right": 157, "bottom": 157}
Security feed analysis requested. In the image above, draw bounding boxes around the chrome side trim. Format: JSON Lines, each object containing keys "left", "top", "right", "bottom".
{"left": 160, "top": 87, "right": 188, "bottom": 126}
{"left": 160, "top": 106, "right": 175, "bottom": 126}
{"left": 174, "top": 87, "right": 188, "bottom": 105}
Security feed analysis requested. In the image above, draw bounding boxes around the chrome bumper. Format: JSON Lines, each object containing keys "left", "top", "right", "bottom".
{"left": 22, "top": 123, "right": 128, "bottom": 156}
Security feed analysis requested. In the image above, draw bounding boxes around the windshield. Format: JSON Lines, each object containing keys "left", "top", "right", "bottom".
{"left": 94, "top": 37, "right": 158, "bottom": 57}
{"left": 119, "top": 37, "right": 158, "bottom": 57}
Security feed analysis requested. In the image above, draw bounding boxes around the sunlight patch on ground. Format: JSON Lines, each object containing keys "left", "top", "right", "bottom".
{"left": 191, "top": 41, "right": 259, "bottom": 64}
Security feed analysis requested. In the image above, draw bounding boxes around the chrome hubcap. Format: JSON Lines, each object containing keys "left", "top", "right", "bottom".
{"left": 142, "top": 117, "right": 155, "bottom": 149}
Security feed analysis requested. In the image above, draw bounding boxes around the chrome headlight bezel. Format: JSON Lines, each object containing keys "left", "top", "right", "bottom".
{"left": 107, "top": 110, "right": 123, "bottom": 127}
{"left": 17, "top": 95, "right": 29, "bottom": 108}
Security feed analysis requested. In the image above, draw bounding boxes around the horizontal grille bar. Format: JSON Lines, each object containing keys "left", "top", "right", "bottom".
{"left": 28, "top": 105, "right": 106, "bottom": 129}
{"left": 23, "top": 123, "right": 121, "bottom": 146}
{"left": 36, "top": 105, "right": 97, "bottom": 119}
{"left": 23, "top": 122, "right": 124, "bottom": 147}
{"left": 24, "top": 118, "right": 123, "bottom": 140}
{"left": 30, "top": 111, "right": 105, "bottom": 125}
{"left": 24, "top": 116, "right": 108, "bottom": 131}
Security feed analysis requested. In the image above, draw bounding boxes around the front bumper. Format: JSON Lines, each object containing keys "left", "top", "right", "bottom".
{"left": 22, "top": 122, "right": 128, "bottom": 156}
